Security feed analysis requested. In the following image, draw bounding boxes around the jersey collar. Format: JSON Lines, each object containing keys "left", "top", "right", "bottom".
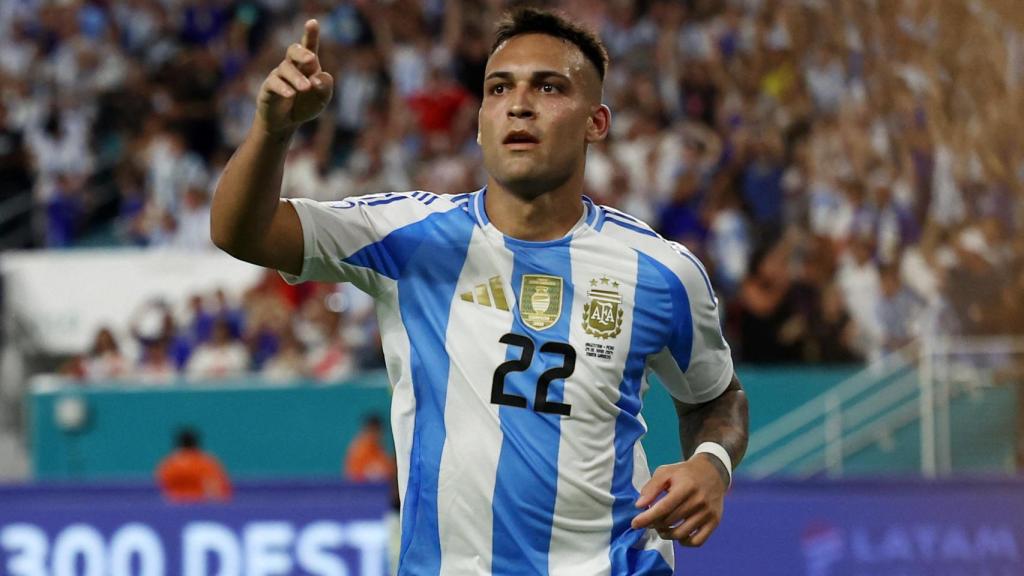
{"left": 471, "top": 187, "right": 600, "bottom": 242}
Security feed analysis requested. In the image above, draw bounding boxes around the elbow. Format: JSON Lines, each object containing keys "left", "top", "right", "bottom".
{"left": 210, "top": 230, "right": 229, "bottom": 254}
{"left": 209, "top": 218, "right": 231, "bottom": 254}
{"left": 211, "top": 230, "right": 247, "bottom": 261}
{"left": 209, "top": 213, "right": 240, "bottom": 257}
{"left": 210, "top": 217, "right": 261, "bottom": 265}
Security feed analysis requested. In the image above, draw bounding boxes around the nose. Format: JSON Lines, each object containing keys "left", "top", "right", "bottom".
{"left": 508, "top": 105, "right": 534, "bottom": 119}
{"left": 507, "top": 88, "right": 535, "bottom": 119}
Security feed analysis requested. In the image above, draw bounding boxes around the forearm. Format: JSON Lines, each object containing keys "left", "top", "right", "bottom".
{"left": 210, "top": 120, "right": 294, "bottom": 260}
{"left": 675, "top": 374, "right": 749, "bottom": 484}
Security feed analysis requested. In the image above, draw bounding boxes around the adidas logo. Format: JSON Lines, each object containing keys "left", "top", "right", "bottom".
{"left": 460, "top": 276, "right": 510, "bottom": 311}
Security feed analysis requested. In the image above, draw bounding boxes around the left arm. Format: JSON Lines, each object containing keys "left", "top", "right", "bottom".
{"left": 632, "top": 373, "right": 749, "bottom": 547}
{"left": 676, "top": 373, "right": 748, "bottom": 485}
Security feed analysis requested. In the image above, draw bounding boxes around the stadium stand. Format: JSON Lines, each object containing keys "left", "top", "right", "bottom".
{"left": 2, "top": 0, "right": 1022, "bottom": 370}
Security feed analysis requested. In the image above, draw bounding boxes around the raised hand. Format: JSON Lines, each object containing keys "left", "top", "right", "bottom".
{"left": 256, "top": 19, "right": 334, "bottom": 135}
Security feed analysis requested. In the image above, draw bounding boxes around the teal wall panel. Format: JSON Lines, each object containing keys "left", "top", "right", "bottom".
{"left": 31, "top": 373, "right": 393, "bottom": 480}
{"left": 42, "top": 366, "right": 1012, "bottom": 480}
{"left": 31, "top": 366, "right": 862, "bottom": 480}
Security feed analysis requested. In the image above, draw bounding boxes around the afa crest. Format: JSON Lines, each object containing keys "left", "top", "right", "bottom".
{"left": 582, "top": 277, "right": 624, "bottom": 339}
{"left": 520, "top": 275, "right": 563, "bottom": 330}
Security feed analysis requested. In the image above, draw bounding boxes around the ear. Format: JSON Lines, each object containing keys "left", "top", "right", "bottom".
{"left": 585, "top": 104, "right": 611, "bottom": 143}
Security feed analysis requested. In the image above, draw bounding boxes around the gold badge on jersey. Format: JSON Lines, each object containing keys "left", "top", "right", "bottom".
{"left": 582, "top": 277, "right": 624, "bottom": 339}
{"left": 519, "top": 275, "right": 563, "bottom": 330}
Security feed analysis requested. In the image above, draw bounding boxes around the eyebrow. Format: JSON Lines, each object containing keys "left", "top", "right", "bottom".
{"left": 484, "top": 70, "right": 573, "bottom": 84}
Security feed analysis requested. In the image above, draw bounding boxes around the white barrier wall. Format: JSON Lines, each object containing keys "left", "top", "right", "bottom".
{"left": 1, "top": 249, "right": 265, "bottom": 354}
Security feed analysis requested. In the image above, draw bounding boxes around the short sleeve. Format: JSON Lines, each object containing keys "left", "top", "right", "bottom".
{"left": 646, "top": 244, "right": 734, "bottom": 404}
{"left": 281, "top": 193, "right": 441, "bottom": 296}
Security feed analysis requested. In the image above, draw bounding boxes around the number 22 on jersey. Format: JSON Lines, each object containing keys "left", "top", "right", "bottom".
{"left": 491, "top": 332, "right": 576, "bottom": 416}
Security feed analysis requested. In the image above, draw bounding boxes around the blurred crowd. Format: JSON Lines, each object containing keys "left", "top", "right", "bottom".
{"left": 62, "top": 270, "right": 384, "bottom": 383}
{"left": 3, "top": 0, "right": 1024, "bottom": 369}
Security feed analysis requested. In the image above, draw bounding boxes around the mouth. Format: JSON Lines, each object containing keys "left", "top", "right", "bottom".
{"left": 502, "top": 130, "right": 540, "bottom": 149}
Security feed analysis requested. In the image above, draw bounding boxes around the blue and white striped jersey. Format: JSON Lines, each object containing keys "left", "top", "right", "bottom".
{"left": 282, "top": 188, "right": 734, "bottom": 576}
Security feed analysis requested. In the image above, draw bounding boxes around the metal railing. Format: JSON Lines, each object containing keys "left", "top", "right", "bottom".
{"left": 743, "top": 343, "right": 916, "bottom": 477}
{"left": 745, "top": 335, "right": 1024, "bottom": 478}
{"left": 918, "top": 335, "right": 1024, "bottom": 477}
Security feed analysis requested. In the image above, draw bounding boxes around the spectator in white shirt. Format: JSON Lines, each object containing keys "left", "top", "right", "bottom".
{"left": 186, "top": 318, "right": 250, "bottom": 380}
{"left": 84, "top": 326, "right": 129, "bottom": 381}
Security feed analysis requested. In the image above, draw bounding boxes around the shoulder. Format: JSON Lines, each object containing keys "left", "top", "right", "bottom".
{"left": 597, "top": 204, "right": 660, "bottom": 240}
{"left": 288, "top": 190, "right": 475, "bottom": 234}
{"left": 198, "top": 452, "right": 225, "bottom": 468}
{"left": 593, "top": 203, "right": 713, "bottom": 292}
{"left": 319, "top": 190, "right": 467, "bottom": 214}
{"left": 155, "top": 455, "right": 175, "bottom": 472}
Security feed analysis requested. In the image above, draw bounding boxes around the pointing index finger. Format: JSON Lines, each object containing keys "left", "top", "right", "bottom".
{"left": 301, "top": 19, "right": 320, "bottom": 55}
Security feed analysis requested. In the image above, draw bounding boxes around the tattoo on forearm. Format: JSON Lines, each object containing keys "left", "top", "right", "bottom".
{"left": 675, "top": 375, "right": 749, "bottom": 483}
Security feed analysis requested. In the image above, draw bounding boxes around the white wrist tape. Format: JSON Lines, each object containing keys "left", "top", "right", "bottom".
{"left": 693, "top": 442, "right": 733, "bottom": 486}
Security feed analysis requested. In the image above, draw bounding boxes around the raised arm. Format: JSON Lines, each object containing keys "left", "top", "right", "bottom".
{"left": 210, "top": 19, "right": 334, "bottom": 275}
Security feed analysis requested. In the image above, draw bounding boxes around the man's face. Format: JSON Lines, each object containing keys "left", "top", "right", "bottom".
{"left": 479, "top": 33, "right": 604, "bottom": 199}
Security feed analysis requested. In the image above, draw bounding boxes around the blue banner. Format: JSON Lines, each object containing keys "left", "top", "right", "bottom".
{"left": 679, "top": 478, "right": 1024, "bottom": 576}
{"left": 2, "top": 478, "right": 1022, "bottom": 575}
{"left": 0, "top": 481, "right": 392, "bottom": 576}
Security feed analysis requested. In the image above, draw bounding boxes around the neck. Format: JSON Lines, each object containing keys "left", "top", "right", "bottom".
{"left": 484, "top": 175, "right": 586, "bottom": 241}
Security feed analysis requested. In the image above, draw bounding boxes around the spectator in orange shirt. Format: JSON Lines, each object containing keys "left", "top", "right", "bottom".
{"left": 156, "top": 427, "right": 232, "bottom": 502}
{"left": 344, "top": 414, "right": 395, "bottom": 483}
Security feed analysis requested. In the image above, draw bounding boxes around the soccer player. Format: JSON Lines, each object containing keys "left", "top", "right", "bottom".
{"left": 211, "top": 8, "right": 748, "bottom": 575}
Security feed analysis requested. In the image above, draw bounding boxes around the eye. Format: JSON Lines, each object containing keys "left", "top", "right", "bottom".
{"left": 490, "top": 84, "right": 506, "bottom": 95}
{"left": 541, "top": 83, "right": 558, "bottom": 93}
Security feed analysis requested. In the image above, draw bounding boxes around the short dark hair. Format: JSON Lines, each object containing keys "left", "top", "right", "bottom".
{"left": 176, "top": 427, "right": 199, "bottom": 450}
{"left": 490, "top": 8, "right": 609, "bottom": 82}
